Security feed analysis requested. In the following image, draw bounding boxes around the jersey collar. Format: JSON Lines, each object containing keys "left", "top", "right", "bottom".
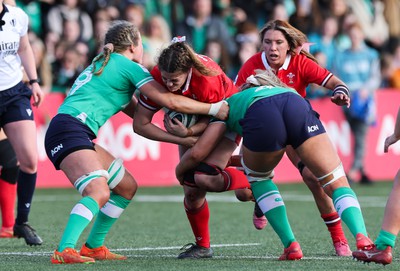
{"left": 261, "top": 51, "right": 292, "bottom": 71}
{"left": 0, "top": 4, "right": 9, "bottom": 31}
{"left": 181, "top": 68, "right": 193, "bottom": 94}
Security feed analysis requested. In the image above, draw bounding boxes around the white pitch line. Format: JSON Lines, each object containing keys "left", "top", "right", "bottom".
{"left": 0, "top": 242, "right": 345, "bottom": 261}
{"left": 0, "top": 243, "right": 261, "bottom": 257}
{"left": 32, "top": 194, "right": 388, "bottom": 207}
{"left": 0, "top": 243, "right": 354, "bottom": 261}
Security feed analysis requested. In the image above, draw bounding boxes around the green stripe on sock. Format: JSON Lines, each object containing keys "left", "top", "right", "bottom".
{"left": 251, "top": 180, "right": 295, "bottom": 248}
{"left": 58, "top": 196, "right": 99, "bottom": 252}
{"left": 332, "top": 187, "right": 367, "bottom": 237}
{"left": 86, "top": 192, "right": 131, "bottom": 248}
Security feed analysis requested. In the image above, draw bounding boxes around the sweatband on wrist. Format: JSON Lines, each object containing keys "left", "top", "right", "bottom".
{"left": 332, "top": 85, "right": 349, "bottom": 97}
{"left": 208, "top": 100, "right": 227, "bottom": 117}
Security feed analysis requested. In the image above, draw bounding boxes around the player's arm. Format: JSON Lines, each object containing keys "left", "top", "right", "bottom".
{"left": 139, "top": 81, "right": 228, "bottom": 120}
{"left": 325, "top": 75, "right": 351, "bottom": 108}
{"left": 164, "top": 115, "right": 209, "bottom": 137}
{"left": 18, "top": 34, "right": 44, "bottom": 107}
{"left": 384, "top": 107, "right": 400, "bottom": 153}
{"left": 175, "top": 122, "right": 227, "bottom": 182}
{"left": 133, "top": 104, "right": 197, "bottom": 147}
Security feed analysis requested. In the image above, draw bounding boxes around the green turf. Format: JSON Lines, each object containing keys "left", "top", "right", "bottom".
{"left": 1, "top": 181, "right": 398, "bottom": 270}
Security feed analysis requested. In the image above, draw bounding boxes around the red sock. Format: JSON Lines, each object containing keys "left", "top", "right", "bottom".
{"left": 222, "top": 167, "right": 251, "bottom": 191}
{"left": 0, "top": 179, "right": 17, "bottom": 228}
{"left": 321, "top": 212, "right": 347, "bottom": 243}
{"left": 184, "top": 199, "right": 210, "bottom": 248}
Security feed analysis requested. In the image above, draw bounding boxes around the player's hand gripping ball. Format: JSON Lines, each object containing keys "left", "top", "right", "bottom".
{"left": 166, "top": 110, "right": 198, "bottom": 128}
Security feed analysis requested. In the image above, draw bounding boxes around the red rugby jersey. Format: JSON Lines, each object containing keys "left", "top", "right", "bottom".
{"left": 139, "top": 54, "right": 238, "bottom": 111}
{"left": 235, "top": 51, "right": 332, "bottom": 97}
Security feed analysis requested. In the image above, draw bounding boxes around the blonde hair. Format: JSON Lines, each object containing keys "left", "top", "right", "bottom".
{"left": 92, "top": 20, "right": 140, "bottom": 75}
{"left": 241, "top": 69, "right": 288, "bottom": 91}
{"left": 259, "top": 20, "right": 318, "bottom": 63}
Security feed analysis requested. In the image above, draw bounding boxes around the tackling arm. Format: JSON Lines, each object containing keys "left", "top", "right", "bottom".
{"left": 139, "top": 81, "right": 229, "bottom": 120}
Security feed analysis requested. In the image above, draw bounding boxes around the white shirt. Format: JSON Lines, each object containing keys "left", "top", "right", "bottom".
{"left": 0, "top": 4, "right": 28, "bottom": 91}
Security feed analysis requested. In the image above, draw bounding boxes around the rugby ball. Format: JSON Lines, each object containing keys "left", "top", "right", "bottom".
{"left": 165, "top": 110, "right": 198, "bottom": 128}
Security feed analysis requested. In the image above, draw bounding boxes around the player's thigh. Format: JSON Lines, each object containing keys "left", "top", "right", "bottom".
{"left": 95, "top": 144, "right": 137, "bottom": 197}
{"left": 241, "top": 146, "right": 285, "bottom": 173}
{"left": 295, "top": 133, "right": 341, "bottom": 177}
{"left": 60, "top": 149, "right": 106, "bottom": 183}
{"left": 203, "top": 137, "right": 238, "bottom": 169}
{"left": 3, "top": 120, "right": 37, "bottom": 169}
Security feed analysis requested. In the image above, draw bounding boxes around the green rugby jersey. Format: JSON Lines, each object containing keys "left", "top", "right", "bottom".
{"left": 226, "top": 86, "right": 299, "bottom": 135}
{"left": 58, "top": 53, "right": 153, "bottom": 135}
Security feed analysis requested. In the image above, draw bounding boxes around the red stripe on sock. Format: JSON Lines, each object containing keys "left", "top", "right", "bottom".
{"left": 321, "top": 212, "right": 347, "bottom": 243}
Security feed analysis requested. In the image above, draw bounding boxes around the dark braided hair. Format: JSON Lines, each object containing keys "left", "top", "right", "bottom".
{"left": 157, "top": 42, "right": 219, "bottom": 76}
{"left": 92, "top": 20, "right": 140, "bottom": 75}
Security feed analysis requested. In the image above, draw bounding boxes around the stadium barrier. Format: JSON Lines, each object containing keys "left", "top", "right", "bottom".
{"left": 34, "top": 89, "right": 400, "bottom": 187}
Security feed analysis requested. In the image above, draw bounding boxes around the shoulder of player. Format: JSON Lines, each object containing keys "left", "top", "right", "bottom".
{"left": 290, "top": 54, "right": 321, "bottom": 71}
{"left": 5, "top": 4, "right": 28, "bottom": 21}
{"left": 111, "top": 54, "right": 150, "bottom": 72}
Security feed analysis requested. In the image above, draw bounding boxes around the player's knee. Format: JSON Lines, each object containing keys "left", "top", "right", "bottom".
{"left": 235, "top": 188, "right": 253, "bottom": 202}
{"left": 195, "top": 162, "right": 221, "bottom": 176}
{"left": 74, "top": 169, "right": 109, "bottom": 196}
{"left": 114, "top": 174, "right": 138, "bottom": 200}
{"left": 317, "top": 163, "right": 345, "bottom": 188}
{"left": 182, "top": 170, "right": 197, "bottom": 187}
{"left": 125, "top": 177, "right": 138, "bottom": 199}
{"left": 241, "top": 159, "right": 274, "bottom": 183}
{"left": 302, "top": 169, "right": 319, "bottom": 187}
{"left": 194, "top": 162, "right": 222, "bottom": 190}
{"left": 107, "top": 158, "right": 125, "bottom": 189}
{"left": 184, "top": 189, "right": 204, "bottom": 203}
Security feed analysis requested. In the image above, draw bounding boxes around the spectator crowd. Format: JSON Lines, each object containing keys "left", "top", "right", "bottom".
{"left": 16, "top": 0, "right": 400, "bottom": 96}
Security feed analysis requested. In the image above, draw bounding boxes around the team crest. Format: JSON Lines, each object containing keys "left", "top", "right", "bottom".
{"left": 287, "top": 73, "right": 295, "bottom": 84}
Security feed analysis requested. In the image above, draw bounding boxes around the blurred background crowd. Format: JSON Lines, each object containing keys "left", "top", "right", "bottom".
{"left": 14, "top": 0, "right": 400, "bottom": 96}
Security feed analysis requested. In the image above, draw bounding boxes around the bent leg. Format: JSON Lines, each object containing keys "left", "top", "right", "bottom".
{"left": 286, "top": 146, "right": 336, "bottom": 214}
{"left": 242, "top": 147, "right": 298, "bottom": 245}
{"left": 194, "top": 137, "right": 249, "bottom": 192}
{"left": 85, "top": 145, "right": 137, "bottom": 252}
{"left": 286, "top": 146, "right": 350, "bottom": 256}
{"left": 296, "top": 134, "right": 370, "bottom": 245}
{"left": 57, "top": 149, "right": 111, "bottom": 251}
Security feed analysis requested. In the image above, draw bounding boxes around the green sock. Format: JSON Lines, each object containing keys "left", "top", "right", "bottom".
{"left": 58, "top": 196, "right": 99, "bottom": 252}
{"left": 86, "top": 192, "right": 131, "bottom": 248}
{"left": 376, "top": 230, "right": 396, "bottom": 250}
{"left": 332, "top": 187, "right": 367, "bottom": 237}
{"left": 251, "top": 180, "right": 295, "bottom": 248}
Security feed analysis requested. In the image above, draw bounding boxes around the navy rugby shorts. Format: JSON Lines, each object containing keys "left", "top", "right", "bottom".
{"left": 45, "top": 114, "right": 96, "bottom": 169}
{"left": 0, "top": 82, "right": 34, "bottom": 126}
{"left": 239, "top": 92, "right": 326, "bottom": 152}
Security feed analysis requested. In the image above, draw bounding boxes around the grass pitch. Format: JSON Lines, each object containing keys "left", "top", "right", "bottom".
{"left": 0, "top": 181, "right": 398, "bottom": 271}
